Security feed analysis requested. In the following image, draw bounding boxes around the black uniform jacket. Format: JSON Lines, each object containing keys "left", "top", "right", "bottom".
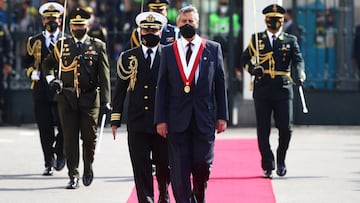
{"left": 111, "top": 45, "right": 161, "bottom": 133}
{"left": 24, "top": 32, "right": 67, "bottom": 102}
{"left": 241, "top": 30, "right": 305, "bottom": 100}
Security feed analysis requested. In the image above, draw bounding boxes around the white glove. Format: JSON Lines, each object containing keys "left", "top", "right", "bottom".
{"left": 31, "top": 70, "right": 40, "bottom": 81}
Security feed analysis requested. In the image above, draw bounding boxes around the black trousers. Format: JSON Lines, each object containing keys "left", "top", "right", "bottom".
{"left": 128, "top": 131, "right": 170, "bottom": 203}
{"left": 34, "top": 99, "right": 63, "bottom": 167}
{"left": 254, "top": 97, "right": 293, "bottom": 170}
{"left": 167, "top": 116, "right": 214, "bottom": 203}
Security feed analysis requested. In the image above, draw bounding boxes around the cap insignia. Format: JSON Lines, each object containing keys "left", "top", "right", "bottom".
{"left": 146, "top": 14, "right": 155, "bottom": 23}
{"left": 272, "top": 5, "right": 277, "bottom": 12}
{"left": 48, "top": 5, "right": 55, "bottom": 11}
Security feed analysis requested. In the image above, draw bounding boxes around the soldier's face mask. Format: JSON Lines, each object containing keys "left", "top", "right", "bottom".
{"left": 71, "top": 29, "right": 87, "bottom": 40}
{"left": 266, "top": 17, "right": 283, "bottom": 30}
{"left": 141, "top": 33, "right": 160, "bottom": 47}
{"left": 179, "top": 24, "right": 196, "bottom": 38}
{"left": 45, "top": 21, "right": 59, "bottom": 33}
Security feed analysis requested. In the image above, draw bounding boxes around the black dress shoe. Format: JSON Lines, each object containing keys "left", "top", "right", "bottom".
{"left": 276, "top": 165, "right": 287, "bottom": 177}
{"left": 43, "top": 166, "right": 54, "bottom": 176}
{"left": 82, "top": 171, "right": 93, "bottom": 186}
{"left": 66, "top": 178, "right": 79, "bottom": 189}
{"left": 54, "top": 158, "right": 65, "bottom": 171}
{"left": 263, "top": 170, "right": 273, "bottom": 179}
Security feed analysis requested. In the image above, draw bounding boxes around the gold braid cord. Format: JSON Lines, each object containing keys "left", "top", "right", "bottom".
{"left": 117, "top": 53, "right": 138, "bottom": 92}
{"left": 249, "top": 38, "right": 275, "bottom": 76}
{"left": 26, "top": 38, "right": 42, "bottom": 89}
{"left": 54, "top": 43, "right": 81, "bottom": 97}
{"left": 249, "top": 37, "right": 293, "bottom": 79}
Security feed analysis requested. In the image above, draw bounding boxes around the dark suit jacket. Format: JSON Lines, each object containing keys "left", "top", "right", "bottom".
{"left": 111, "top": 45, "right": 161, "bottom": 133}
{"left": 155, "top": 38, "right": 229, "bottom": 135}
{"left": 241, "top": 30, "right": 305, "bottom": 100}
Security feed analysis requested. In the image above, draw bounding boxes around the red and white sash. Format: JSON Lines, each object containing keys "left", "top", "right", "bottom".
{"left": 173, "top": 38, "right": 206, "bottom": 93}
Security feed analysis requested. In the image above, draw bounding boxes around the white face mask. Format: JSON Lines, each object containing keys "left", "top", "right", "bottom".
{"left": 220, "top": 6, "right": 228, "bottom": 14}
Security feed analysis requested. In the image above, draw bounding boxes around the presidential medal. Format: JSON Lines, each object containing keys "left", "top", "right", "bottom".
{"left": 184, "top": 85, "right": 190, "bottom": 93}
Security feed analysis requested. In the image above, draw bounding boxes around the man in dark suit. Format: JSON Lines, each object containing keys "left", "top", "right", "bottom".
{"left": 111, "top": 11, "right": 170, "bottom": 203}
{"left": 241, "top": 4, "right": 306, "bottom": 179}
{"left": 130, "top": 0, "right": 179, "bottom": 48}
{"left": 42, "top": 7, "right": 111, "bottom": 189}
{"left": 23, "top": 2, "right": 65, "bottom": 176}
{"left": 155, "top": 5, "right": 228, "bottom": 203}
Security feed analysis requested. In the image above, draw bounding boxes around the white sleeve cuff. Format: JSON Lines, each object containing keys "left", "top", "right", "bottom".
{"left": 46, "top": 75, "right": 55, "bottom": 84}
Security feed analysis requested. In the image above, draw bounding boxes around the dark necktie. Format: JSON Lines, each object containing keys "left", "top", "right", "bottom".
{"left": 49, "top": 35, "right": 54, "bottom": 51}
{"left": 77, "top": 42, "right": 82, "bottom": 54}
{"left": 146, "top": 49, "right": 152, "bottom": 67}
{"left": 272, "top": 35, "right": 276, "bottom": 48}
{"left": 186, "top": 43, "right": 193, "bottom": 65}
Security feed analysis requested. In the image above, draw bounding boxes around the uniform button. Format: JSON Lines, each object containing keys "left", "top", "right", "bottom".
{"left": 144, "top": 85, "right": 148, "bottom": 89}
{"left": 144, "top": 96, "right": 148, "bottom": 99}
{"left": 77, "top": 73, "right": 80, "bottom": 76}
{"left": 144, "top": 106, "right": 149, "bottom": 110}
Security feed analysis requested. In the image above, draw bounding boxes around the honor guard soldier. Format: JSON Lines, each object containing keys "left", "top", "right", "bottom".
{"left": 241, "top": 4, "right": 306, "bottom": 179}
{"left": 111, "top": 12, "right": 171, "bottom": 202}
{"left": 130, "top": 0, "right": 179, "bottom": 48}
{"left": 23, "top": 2, "right": 65, "bottom": 176}
{"left": 42, "top": 7, "right": 111, "bottom": 189}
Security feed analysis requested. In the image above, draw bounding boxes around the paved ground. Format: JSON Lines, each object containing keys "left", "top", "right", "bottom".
{"left": 0, "top": 124, "right": 359, "bottom": 203}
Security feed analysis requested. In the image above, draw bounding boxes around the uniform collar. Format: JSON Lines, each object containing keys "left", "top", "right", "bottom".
{"left": 141, "top": 44, "right": 158, "bottom": 56}
{"left": 266, "top": 30, "right": 281, "bottom": 39}
{"left": 74, "top": 34, "right": 88, "bottom": 44}
{"left": 45, "top": 29, "right": 60, "bottom": 39}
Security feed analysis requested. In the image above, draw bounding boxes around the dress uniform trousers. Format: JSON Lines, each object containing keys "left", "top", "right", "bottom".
{"left": 128, "top": 131, "right": 170, "bottom": 203}
{"left": 57, "top": 89, "right": 99, "bottom": 179}
{"left": 254, "top": 96, "right": 293, "bottom": 170}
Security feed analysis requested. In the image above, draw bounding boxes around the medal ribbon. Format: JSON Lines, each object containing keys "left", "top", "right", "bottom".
{"left": 173, "top": 38, "right": 206, "bottom": 87}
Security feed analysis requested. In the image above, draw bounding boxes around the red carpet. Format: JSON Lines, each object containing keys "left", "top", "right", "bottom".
{"left": 127, "top": 139, "right": 275, "bottom": 203}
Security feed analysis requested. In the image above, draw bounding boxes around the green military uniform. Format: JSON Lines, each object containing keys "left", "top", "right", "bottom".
{"left": 42, "top": 7, "right": 110, "bottom": 189}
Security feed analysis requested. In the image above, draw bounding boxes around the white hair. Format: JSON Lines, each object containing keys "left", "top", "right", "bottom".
{"left": 176, "top": 5, "right": 199, "bottom": 22}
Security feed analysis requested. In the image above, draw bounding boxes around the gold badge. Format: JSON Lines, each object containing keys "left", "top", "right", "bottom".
{"left": 184, "top": 85, "right": 190, "bottom": 93}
